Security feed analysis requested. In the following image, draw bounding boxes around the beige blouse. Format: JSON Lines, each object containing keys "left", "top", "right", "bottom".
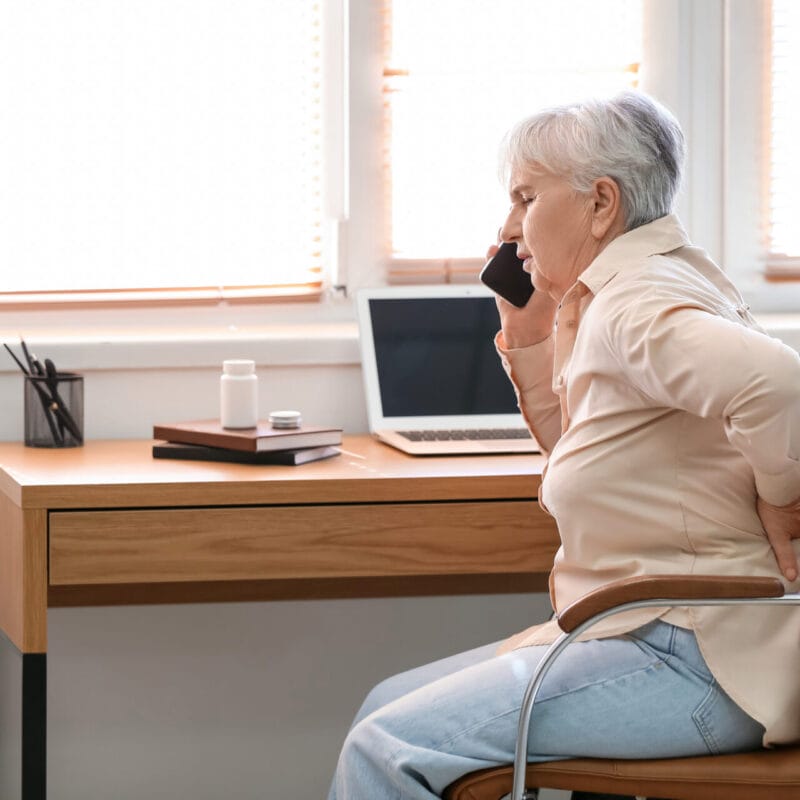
{"left": 496, "top": 214, "right": 800, "bottom": 747}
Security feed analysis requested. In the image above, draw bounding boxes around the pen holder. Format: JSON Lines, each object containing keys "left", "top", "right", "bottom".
{"left": 24, "top": 373, "right": 84, "bottom": 448}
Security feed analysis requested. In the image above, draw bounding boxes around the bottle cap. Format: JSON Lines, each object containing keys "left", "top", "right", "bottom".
{"left": 223, "top": 359, "right": 256, "bottom": 375}
{"left": 269, "top": 410, "right": 302, "bottom": 429}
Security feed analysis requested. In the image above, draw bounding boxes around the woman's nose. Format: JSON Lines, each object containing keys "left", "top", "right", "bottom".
{"left": 499, "top": 207, "right": 522, "bottom": 243}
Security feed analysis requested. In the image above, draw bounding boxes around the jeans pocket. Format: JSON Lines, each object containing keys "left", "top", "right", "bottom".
{"left": 691, "top": 679, "right": 765, "bottom": 755}
{"left": 691, "top": 681, "right": 723, "bottom": 754}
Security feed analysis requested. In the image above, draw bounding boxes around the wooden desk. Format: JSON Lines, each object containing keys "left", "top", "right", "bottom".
{"left": 0, "top": 435, "right": 558, "bottom": 800}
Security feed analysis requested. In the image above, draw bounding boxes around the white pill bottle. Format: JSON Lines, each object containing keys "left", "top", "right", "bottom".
{"left": 220, "top": 359, "right": 258, "bottom": 429}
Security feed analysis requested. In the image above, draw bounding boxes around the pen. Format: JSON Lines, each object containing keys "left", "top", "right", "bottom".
{"left": 44, "top": 358, "right": 82, "bottom": 443}
{"left": 31, "top": 380, "right": 63, "bottom": 446}
{"left": 19, "top": 338, "right": 35, "bottom": 373}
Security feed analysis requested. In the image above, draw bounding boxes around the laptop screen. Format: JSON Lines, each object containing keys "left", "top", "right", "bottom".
{"left": 368, "top": 296, "right": 519, "bottom": 417}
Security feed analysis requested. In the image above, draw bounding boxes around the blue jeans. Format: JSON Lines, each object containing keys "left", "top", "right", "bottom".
{"left": 328, "top": 620, "right": 764, "bottom": 799}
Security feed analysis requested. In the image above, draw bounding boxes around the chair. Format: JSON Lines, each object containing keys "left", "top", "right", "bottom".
{"left": 444, "top": 575, "right": 800, "bottom": 800}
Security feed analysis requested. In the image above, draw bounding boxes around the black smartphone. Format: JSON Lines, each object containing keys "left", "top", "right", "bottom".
{"left": 479, "top": 241, "right": 534, "bottom": 308}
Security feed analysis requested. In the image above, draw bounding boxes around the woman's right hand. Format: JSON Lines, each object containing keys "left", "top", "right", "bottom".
{"left": 757, "top": 494, "right": 800, "bottom": 583}
{"left": 486, "top": 244, "right": 559, "bottom": 349}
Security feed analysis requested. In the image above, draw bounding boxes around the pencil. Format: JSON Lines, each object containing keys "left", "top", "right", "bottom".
{"left": 3, "top": 343, "right": 29, "bottom": 375}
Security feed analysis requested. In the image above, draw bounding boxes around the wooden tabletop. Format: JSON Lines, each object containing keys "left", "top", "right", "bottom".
{"left": 0, "top": 435, "right": 545, "bottom": 509}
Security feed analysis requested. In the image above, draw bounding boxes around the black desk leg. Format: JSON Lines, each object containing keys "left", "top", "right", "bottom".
{"left": 23, "top": 654, "right": 47, "bottom": 800}
{"left": 1, "top": 633, "right": 46, "bottom": 800}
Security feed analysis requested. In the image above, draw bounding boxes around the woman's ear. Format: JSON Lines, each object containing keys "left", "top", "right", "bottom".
{"left": 590, "top": 176, "right": 624, "bottom": 240}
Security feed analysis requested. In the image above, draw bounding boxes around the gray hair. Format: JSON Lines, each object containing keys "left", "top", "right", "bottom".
{"left": 500, "top": 91, "right": 685, "bottom": 231}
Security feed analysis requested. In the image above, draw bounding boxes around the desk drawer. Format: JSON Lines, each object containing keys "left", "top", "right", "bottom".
{"left": 49, "top": 501, "right": 557, "bottom": 586}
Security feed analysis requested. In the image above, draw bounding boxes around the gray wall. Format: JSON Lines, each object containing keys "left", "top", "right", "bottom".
{"left": 48, "top": 594, "right": 554, "bottom": 799}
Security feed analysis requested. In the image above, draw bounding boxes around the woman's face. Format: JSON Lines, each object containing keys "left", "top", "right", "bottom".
{"left": 500, "top": 163, "right": 603, "bottom": 302}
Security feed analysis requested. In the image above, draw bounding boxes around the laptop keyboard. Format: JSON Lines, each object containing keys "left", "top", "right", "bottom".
{"left": 398, "top": 428, "right": 532, "bottom": 442}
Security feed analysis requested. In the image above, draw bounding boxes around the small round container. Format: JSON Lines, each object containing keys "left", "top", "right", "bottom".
{"left": 220, "top": 360, "right": 258, "bottom": 429}
{"left": 269, "top": 410, "right": 302, "bottom": 429}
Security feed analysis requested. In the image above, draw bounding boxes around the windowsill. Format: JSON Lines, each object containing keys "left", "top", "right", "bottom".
{"left": 0, "top": 296, "right": 362, "bottom": 371}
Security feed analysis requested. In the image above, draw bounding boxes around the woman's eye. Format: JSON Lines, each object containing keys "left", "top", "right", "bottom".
{"left": 522, "top": 195, "right": 536, "bottom": 205}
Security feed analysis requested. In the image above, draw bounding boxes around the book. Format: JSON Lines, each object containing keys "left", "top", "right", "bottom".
{"left": 152, "top": 419, "right": 343, "bottom": 453}
{"left": 152, "top": 441, "right": 341, "bottom": 466}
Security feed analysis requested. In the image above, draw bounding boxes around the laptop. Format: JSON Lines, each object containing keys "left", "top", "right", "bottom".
{"left": 356, "top": 285, "right": 541, "bottom": 455}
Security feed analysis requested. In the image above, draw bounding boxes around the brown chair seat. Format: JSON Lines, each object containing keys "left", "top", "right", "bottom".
{"left": 446, "top": 738, "right": 800, "bottom": 800}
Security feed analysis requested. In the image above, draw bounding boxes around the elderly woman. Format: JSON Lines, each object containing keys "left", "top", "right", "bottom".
{"left": 328, "top": 91, "right": 800, "bottom": 800}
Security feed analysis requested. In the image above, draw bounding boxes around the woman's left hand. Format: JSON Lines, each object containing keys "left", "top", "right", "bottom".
{"left": 757, "top": 494, "right": 800, "bottom": 582}
{"left": 484, "top": 244, "right": 558, "bottom": 348}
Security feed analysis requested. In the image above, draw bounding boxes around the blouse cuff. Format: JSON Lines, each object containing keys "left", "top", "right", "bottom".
{"left": 495, "top": 331, "right": 555, "bottom": 392}
{"left": 754, "top": 463, "right": 800, "bottom": 508}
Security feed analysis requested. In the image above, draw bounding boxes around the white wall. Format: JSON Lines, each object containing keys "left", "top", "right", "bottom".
{"left": 0, "top": 311, "right": 366, "bottom": 442}
{"left": 0, "top": 360, "right": 367, "bottom": 442}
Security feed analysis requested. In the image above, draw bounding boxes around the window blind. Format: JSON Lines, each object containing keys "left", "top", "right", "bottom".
{"left": 383, "top": 0, "right": 642, "bottom": 283}
{"left": 766, "top": 0, "right": 800, "bottom": 279}
{"left": 0, "top": 0, "right": 322, "bottom": 305}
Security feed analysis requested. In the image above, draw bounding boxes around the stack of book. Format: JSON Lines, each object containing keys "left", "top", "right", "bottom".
{"left": 152, "top": 419, "right": 343, "bottom": 465}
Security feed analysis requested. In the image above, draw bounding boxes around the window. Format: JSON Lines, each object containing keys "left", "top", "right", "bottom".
{"left": 382, "top": 0, "right": 643, "bottom": 283}
{"left": 766, "top": 0, "right": 800, "bottom": 278}
{"left": 0, "top": 0, "right": 322, "bottom": 305}
{"left": 724, "top": 0, "right": 800, "bottom": 310}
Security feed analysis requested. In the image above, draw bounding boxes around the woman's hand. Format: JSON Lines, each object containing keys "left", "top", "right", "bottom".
{"left": 757, "top": 494, "right": 800, "bottom": 582}
{"left": 486, "top": 244, "right": 559, "bottom": 349}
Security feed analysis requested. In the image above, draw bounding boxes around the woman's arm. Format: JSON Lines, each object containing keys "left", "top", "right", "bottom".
{"left": 495, "top": 331, "right": 561, "bottom": 453}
